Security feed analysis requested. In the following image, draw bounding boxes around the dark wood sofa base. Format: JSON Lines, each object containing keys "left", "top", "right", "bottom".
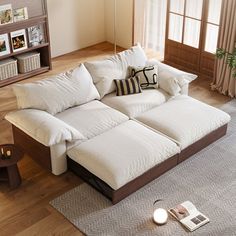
{"left": 12, "top": 125, "right": 52, "bottom": 171}
{"left": 68, "top": 154, "right": 178, "bottom": 204}
{"left": 12, "top": 123, "right": 228, "bottom": 204}
{"left": 179, "top": 124, "right": 228, "bottom": 163}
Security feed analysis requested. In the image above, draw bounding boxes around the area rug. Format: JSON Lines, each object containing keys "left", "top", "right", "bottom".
{"left": 50, "top": 100, "right": 236, "bottom": 236}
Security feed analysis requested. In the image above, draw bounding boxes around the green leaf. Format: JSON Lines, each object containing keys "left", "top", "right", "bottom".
{"left": 216, "top": 48, "right": 236, "bottom": 78}
{"left": 216, "top": 48, "right": 226, "bottom": 59}
{"left": 233, "top": 70, "right": 236, "bottom": 78}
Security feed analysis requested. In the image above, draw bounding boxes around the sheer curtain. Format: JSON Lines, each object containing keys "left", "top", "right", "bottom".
{"left": 134, "top": 0, "right": 167, "bottom": 58}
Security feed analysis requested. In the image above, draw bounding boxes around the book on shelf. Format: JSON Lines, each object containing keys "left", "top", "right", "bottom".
{"left": 0, "top": 33, "right": 10, "bottom": 56}
{"left": 0, "top": 4, "right": 13, "bottom": 25}
{"left": 10, "top": 29, "right": 28, "bottom": 52}
{"left": 13, "top": 7, "right": 28, "bottom": 22}
{"left": 28, "top": 24, "right": 45, "bottom": 47}
{"left": 168, "top": 201, "right": 209, "bottom": 232}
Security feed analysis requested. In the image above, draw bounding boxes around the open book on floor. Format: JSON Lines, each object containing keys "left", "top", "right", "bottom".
{"left": 168, "top": 201, "right": 209, "bottom": 232}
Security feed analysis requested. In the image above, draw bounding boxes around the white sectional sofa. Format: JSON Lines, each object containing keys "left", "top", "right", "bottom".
{"left": 5, "top": 44, "right": 231, "bottom": 203}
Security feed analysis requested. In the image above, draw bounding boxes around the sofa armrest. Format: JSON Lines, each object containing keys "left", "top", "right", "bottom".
{"left": 5, "top": 109, "right": 86, "bottom": 146}
{"left": 176, "top": 77, "right": 190, "bottom": 95}
{"left": 180, "top": 83, "right": 189, "bottom": 95}
{"left": 146, "top": 59, "right": 198, "bottom": 81}
{"left": 146, "top": 59, "right": 196, "bottom": 95}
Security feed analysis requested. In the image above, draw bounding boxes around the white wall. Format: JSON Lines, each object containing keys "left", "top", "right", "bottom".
{"left": 47, "top": 0, "right": 133, "bottom": 57}
{"left": 105, "top": 0, "right": 133, "bottom": 49}
{"left": 47, "top": 0, "right": 106, "bottom": 58}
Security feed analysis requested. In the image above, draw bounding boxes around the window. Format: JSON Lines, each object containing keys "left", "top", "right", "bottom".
{"left": 167, "top": 0, "right": 222, "bottom": 53}
{"left": 204, "top": 0, "right": 222, "bottom": 53}
{"left": 168, "top": 0, "right": 203, "bottom": 48}
{"left": 165, "top": 0, "right": 223, "bottom": 77}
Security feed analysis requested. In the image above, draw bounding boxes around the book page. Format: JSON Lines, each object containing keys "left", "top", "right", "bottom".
{"left": 181, "top": 212, "right": 209, "bottom": 231}
{"left": 169, "top": 201, "right": 195, "bottom": 220}
{"left": 169, "top": 201, "right": 209, "bottom": 231}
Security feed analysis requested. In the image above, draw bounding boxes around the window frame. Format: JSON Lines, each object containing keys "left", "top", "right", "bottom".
{"left": 166, "top": 0, "right": 222, "bottom": 55}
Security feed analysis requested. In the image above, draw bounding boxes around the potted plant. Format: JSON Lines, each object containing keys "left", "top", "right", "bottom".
{"left": 216, "top": 47, "right": 236, "bottom": 78}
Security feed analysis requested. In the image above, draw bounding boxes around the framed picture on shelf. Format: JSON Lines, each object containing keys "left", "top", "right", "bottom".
{"left": 28, "top": 25, "right": 45, "bottom": 47}
{"left": 0, "top": 34, "right": 10, "bottom": 56}
{"left": 0, "top": 4, "right": 13, "bottom": 25}
{"left": 10, "top": 29, "right": 28, "bottom": 52}
{"left": 13, "top": 7, "right": 28, "bottom": 22}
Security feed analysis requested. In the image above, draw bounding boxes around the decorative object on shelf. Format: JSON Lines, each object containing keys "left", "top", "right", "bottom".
{"left": 0, "top": 4, "right": 13, "bottom": 25}
{"left": 216, "top": 47, "right": 236, "bottom": 78}
{"left": 28, "top": 24, "right": 45, "bottom": 47}
{"left": 6, "top": 150, "right": 11, "bottom": 158}
{"left": 153, "top": 199, "right": 168, "bottom": 225}
{"left": 0, "top": 147, "right": 4, "bottom": 158}
{"left": 13, "top": 7, "right": 28, "bottom": 22}
{"left": 0, "top": 58, "right": 18, "bottom": 80}
{"left": 10, "top": 29, "right": 28, "bottom": 52}
{"left": 0, "top": 33, "right": 10, "bottom": 56}
{"left": 15, "top": 51, "right": 41, "bottom": 73}
{"left": 0, "top": 147, "right": 12, "bottom": 159}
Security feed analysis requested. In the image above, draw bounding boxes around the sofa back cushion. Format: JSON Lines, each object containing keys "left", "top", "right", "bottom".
{"left": 84, "top": 44, "right": 147, "bottom": 98}
{"left": 13, "top": 63, "right": 100, "bottom": 115}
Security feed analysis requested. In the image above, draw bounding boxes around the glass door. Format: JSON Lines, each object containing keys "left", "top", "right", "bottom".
{"left": 165, "top": 0, "right": 204, "bottom": 73}
{"left": 165, "top": 0, "right": 222, "bottom": 78}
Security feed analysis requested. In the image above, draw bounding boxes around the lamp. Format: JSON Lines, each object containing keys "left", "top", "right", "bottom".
{"left": 153, "top": 199, "right": 168, "bottom": 225}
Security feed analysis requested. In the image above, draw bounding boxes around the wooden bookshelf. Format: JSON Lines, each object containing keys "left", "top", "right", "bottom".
{"left": 0, "top": 0, "right": 51, "bottom": 87}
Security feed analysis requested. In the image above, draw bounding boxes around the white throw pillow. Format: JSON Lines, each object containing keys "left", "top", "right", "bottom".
{"left": 13, "top": 64, "right": 100, "bottom": 115}
{"left": 129, "top": 65, "right": 158, "bottom": 89}
{"left": 84, "top": 43, "right": 147, "bottom": 98}
{"left": 158, "top": 71, "right": 181, "bottom": 96}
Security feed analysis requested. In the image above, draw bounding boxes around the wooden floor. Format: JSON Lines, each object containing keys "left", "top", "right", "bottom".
{"left": 0, "top": 42, "right": 231, "bottom": 235}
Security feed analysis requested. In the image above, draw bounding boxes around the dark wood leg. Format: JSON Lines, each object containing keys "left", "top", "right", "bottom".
{"left": 7, "top": 164, "right": 21, "bottom": 188}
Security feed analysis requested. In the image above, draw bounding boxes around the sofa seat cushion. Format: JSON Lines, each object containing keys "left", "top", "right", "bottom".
{"left": 67, "top": 120, "right": 180, "bottom": 190}
{"left": 135, "top": 95, "right": 231, "bottom": 149}
{"left": 55, "top": 100, "right": 129, "bottom": 140}
{"left": 101, "top": 89, "right": 170, "bottom": 118}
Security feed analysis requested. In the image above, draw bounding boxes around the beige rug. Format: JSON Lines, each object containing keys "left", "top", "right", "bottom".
{"left": 50, "top": 100, "right": 236, "bottom": 236}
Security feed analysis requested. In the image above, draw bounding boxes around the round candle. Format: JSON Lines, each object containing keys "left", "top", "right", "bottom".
{"left": 153, "top": 208, "right": 168, "bottom": 225}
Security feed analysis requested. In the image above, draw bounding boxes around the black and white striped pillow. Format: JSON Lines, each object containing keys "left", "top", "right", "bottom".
{"left": 114, "top": 77, "right": 142, "bottom": 96}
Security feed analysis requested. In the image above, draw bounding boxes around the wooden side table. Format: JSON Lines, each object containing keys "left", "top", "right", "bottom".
{"left": 0, "top": 144, "right": 23, "bottom": 189}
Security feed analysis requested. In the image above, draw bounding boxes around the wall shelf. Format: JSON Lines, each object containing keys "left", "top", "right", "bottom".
{"left": 0, "top": 0, "right": 51, "bottom": 87}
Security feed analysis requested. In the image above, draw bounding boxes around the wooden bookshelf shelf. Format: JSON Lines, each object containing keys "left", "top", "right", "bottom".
{"left": 0, "top": 66, "right": 50, "bottom": 87}
{"left": 0, "top": 0, "right": 51, "bottom": 87}
{"left": 0, "top": 43, "right": 49, "bottom": 60}
{"left": 0, "top": 15, "right": 47, "bottom": 34}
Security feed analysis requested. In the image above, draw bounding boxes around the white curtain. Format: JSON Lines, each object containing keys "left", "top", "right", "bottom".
{"left": 134, "top": 0, "right": 167, "bottom": 58}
